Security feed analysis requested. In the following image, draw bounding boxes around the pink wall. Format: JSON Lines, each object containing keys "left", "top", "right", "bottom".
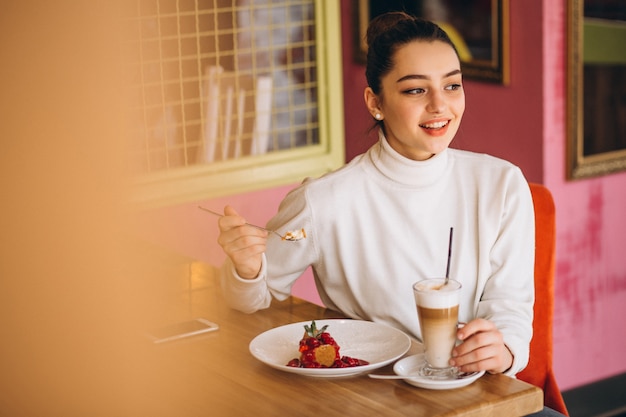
{"left": 139, "top": 0, "right": 626, "bottom": 391}
{"left": 542, "top": 1, "right": 626, "bottom": 390}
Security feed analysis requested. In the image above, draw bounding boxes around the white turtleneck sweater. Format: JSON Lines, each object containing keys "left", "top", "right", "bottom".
{"left": 221, "top": 135, "right": 535, "bottom": 375}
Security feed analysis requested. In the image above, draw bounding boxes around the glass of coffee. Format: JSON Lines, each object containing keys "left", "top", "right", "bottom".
{"left": 413, "top": 278, "right": 462, "bottom": 379}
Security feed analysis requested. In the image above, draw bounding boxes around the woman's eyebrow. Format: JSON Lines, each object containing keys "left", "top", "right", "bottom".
{"left": 396, "top": 69, "right": 462, "bottom": 83}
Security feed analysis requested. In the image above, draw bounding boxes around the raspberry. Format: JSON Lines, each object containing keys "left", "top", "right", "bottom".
{"left": 285, "top": 321, "right": 368, "bottom": 369}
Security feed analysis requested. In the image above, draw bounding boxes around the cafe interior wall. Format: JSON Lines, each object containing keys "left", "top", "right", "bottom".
{"left": 136, "top": 0, "right": 626, "bottom": 392}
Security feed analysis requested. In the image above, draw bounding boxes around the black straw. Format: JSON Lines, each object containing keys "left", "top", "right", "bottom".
{"left": 444, "top": 227, "right": 454, "bottom": 284}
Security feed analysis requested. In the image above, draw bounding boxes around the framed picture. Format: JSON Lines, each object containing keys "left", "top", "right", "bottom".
{"left": 567, "top": 0, "right": 626, "bottom": 179}
{"left": 353, "top": 0, "right": 509, "bottom": 84}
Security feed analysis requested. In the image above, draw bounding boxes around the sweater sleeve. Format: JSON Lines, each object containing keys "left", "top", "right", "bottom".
{"left": 220, "top": 181, "right": 319, "bottom": 313}
{"left": 219, "top": 254, "right": 272, "bottom": 313}
{"left": 477, "top": 169, "right": 535, "bottom": 376}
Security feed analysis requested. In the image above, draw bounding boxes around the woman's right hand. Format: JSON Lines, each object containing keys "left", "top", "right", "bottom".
{"left": 216, "top": 205, "right": 267, "bottom": 279}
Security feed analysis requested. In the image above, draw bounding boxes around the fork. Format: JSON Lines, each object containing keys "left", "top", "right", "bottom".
{"left": 197, "top": 206, "right": 284, "bottom": 239}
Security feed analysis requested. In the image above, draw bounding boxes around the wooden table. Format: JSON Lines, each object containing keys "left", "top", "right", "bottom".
{"left": 134, "top": 256, "right": 543, "bottom": 417}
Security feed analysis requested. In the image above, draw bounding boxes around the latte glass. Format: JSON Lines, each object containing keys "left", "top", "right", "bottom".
{"left": 413, "top": 278, "right": 462, "bottom": 379}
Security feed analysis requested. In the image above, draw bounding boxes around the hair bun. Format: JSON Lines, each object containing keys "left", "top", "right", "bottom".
{"left": 366, "top": 11, "right": 413, "bottom": 48}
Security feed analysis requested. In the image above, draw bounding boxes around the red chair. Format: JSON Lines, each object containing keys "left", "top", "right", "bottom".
{"left": 517, "top": 183, "right": 568, "bottom": 415}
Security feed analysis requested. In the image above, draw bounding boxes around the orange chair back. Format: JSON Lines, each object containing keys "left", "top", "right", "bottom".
{"left": 517, "top": 183, "right": 568, "bottom": 415}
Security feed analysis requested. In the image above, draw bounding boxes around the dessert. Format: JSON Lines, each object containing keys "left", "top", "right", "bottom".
{"left": 286, "top": 321, "right": 369, "bottom": 368}
{"left": 282, "top": 228, "right": 306, "bottom": 241}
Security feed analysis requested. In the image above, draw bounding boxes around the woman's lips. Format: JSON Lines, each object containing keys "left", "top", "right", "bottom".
{"left": 419, "top": 120, "right": 450, "bottom": 136}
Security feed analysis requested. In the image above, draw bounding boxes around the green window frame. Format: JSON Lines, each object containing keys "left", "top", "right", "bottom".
{"left": 128, "top": 1, "right": 345, "bottom": 208}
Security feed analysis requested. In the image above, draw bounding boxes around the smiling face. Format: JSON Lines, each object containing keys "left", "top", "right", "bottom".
{"left": 365, "top": 40, "right": 465, "bottom": 161}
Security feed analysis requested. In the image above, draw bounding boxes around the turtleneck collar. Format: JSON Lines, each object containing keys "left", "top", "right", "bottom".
{"left": 367, "top": 130, "right": 450, "bottom": 187}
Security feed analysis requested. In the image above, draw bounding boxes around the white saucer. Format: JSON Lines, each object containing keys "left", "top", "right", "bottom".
{"left": 393, "top": 354, "right": 485, "bottom": 390}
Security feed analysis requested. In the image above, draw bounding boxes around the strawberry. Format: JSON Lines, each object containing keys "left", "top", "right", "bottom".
{"left": 296, "top": 321, "right": 339, "bottom": 367}
{"left": 286, "top": 321, "right": 369, "bottom": 368}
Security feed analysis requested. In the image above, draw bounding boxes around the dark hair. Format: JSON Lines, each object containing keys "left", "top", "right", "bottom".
{"left": 365, "top": 12, "right": 459, "bottom": 96}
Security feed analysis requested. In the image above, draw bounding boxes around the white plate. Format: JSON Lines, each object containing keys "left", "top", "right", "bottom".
{"left": 249, "top": 319, "right": 411, "bottom": 377}
{"left": 393, "top": 354, "right": 485, "bottom": 390}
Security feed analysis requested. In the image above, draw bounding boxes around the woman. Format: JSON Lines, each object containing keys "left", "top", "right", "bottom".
{"left": 218, "top": 11, "right": 535, "bottom": 387}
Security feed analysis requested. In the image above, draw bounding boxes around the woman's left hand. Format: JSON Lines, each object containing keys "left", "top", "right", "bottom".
{"left": 449, "top": 318, "right": 513, "bottom": 374}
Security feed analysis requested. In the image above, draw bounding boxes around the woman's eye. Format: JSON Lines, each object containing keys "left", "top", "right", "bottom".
{"left": 404, "top": 88, "right": 425, "bottom": 95}
{"left": 446, "top": 83, "right": 462, "bottom": 91}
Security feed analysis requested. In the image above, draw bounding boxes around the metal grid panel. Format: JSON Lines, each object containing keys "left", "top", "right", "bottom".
{"left": 124, "top": 0, "right": 319, "bottom": 174}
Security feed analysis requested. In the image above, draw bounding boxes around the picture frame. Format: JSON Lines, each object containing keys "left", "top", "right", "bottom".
{"left": 353, "top": 0, "right": 509, "bottom": 84}
{"left": 567, "top": 0, "right": 626, "bottom": 179}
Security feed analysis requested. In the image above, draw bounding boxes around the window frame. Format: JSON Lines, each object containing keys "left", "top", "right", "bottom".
{"left": 131, "top": 1, "right": 345, "bottom": 208}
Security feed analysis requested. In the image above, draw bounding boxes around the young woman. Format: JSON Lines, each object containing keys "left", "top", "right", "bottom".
{"left": 216, "top": 15, "right": 559, "bottom": 415}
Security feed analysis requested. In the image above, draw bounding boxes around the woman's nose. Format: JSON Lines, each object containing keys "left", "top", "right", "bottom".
{"left": 426, "top": 91, "right": 446, "bottom": 113}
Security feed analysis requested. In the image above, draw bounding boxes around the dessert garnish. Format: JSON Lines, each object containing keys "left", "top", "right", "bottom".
{"left": 286, "top": 321, "right": 369, "bottom": 368}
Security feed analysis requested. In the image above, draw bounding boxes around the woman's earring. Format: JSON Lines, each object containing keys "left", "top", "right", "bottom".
{"left": 375, "top": 113, "right": 382, "bottom": 120}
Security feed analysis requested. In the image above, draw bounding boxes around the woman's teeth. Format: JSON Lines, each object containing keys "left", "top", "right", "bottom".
{"left": 420, "top": 121, "right": 448, "bottom": 129}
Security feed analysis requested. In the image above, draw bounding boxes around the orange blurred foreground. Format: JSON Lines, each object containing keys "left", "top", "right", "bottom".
{"left": 0, "top": 2, "right": 193, "bottom": 415}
